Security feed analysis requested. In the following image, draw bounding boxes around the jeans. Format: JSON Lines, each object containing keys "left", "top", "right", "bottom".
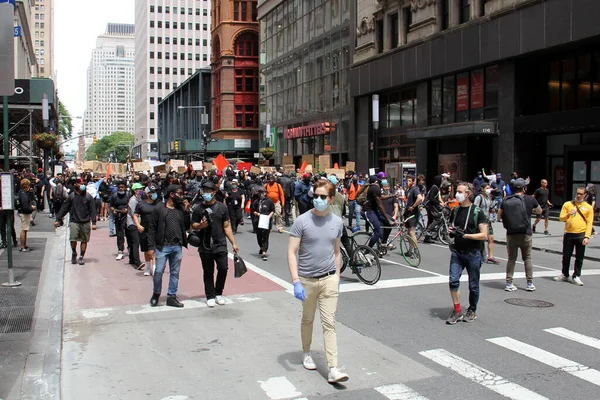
{"left": 114, "top": 213, "right": 126, "bottom": 251}
{"left": 505, "top": 234, "right": 533, "bottom": 284}
{"left": 365, "top": 210, "right": 391, "bottom": 247}
{"left": 284, "top": 197, "right": 293, "bottom": 226}
{"left": 449, "top": 249, "right": 482, "bottom": 312}
{"left": 153, "top": 245, "right": 183, "bottom": 296}
{"left": 125, "top": 225, "right": 141, "bottom": 265}
{"left": 348, "top": 200, "right": 361, "bottom": 228}
{"left": 199, "top": 252, "right": 229, "bottom": 299}
{"left": 108, "top": 211, "right": 115, "bottom": 236}
{"left": 562, "top": 233, "right": 586, "bottom": 278}
{"left": 300, "top": 274, "right": 340, "bottom": 367}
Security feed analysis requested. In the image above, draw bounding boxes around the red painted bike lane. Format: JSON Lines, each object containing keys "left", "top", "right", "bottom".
{"left": 63, "top": 222, "right": 285, "bottom": 312}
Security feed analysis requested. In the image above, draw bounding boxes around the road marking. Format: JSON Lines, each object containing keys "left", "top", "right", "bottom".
{"left": 380, "top": 258, "right": 445, "bottom": 277}
{"left": 544, "top": 328, "right": 600, "bottom": 351}
{"left": 81, "top": 308, "right": 113, "bottom": 319}
{"left": 488, "top": 337, "right": 600, "bottom": 387}
{"left": 374, "top": 383, "right": 429, "bottom": 399}
{"left": 124, "top": 296, "right": 261, "bottom": 316}
{"left": 227, "top": 253, "right": 294, "bottom": 294}
{"left": 257, "top": 377, "right": 302, "bottom": 400}
{"left": 420, "top": 349, "right": 548, "bottom": 400}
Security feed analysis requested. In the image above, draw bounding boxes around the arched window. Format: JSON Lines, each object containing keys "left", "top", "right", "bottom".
{"left": 234, "top": 33, "right": 258, "bottom": 57}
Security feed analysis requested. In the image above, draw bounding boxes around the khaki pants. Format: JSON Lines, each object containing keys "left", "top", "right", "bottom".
{"left": 273, "top": 202, "right": 283, "bottom": 230}
{"left": 300, "top": 273, "right": 340, "bottom": 368}
{"left": 506, "top": 234, "right": 533, "bottom": 284}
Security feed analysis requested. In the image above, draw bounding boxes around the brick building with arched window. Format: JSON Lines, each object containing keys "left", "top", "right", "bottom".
{"left": 210, "top": 0, "right": 259, "bottom": 159}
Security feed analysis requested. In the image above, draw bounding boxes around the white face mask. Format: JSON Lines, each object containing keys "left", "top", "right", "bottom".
{"left": 485, "top": 189, "right": 492, "bottom": 195}
{"left": 455, "top": 192, "right": 467, "bottom": 203}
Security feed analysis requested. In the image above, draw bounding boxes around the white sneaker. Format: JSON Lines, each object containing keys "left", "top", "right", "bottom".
{"left": 572, "top": 276, "right": 584, "bottom": 286}
{"left": 526, "top": 282, "right": 536, "bottom": 291}
{"left": 116, "top": 252, "right": 124, "bottom": 260}
{"left": 207, "top": 298, "right": 216, "bottom": 308}
{"left": 302, "top": 353, "right": 317, "bottom": 370}
{"left": 143, "top": 271, "right": 150, "bottom": 276}
{"left": 504, "top": 283, "right": 517, "bottom": 292}
{"left": 553, "top": 274, "right": 568, "bottom": 282}
{"left": 327, "top": 367, "right": 349, "bottom": 383}
{"left": 216, "top": 295, "right": 226, "bottom": 305}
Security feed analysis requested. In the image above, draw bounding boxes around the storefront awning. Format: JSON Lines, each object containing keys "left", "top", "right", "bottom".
{"left": 406, "top": 121, "right": 498, "bottom": 140}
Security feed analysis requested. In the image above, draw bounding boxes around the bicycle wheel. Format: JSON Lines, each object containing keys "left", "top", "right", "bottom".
{"left": 351, "top": 245, "right": 381, "bottom": 285}
{"left": 341, "top": 247, "right": 349, "bottom": 273}
{"left": 438, "top": 224, "right": 449, "bottom": 245}
{"left": 399, "top": 234, "right": 421, "bottom": 267}
{"left": 352, "top": 231, "right": 371, "bottom": 246}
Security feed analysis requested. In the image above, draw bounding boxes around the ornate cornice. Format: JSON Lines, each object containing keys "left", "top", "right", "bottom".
{"left": 411, "top": 0, "right": 437, "bottom": 12}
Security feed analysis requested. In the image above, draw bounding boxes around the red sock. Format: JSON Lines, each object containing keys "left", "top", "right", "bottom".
{"left": 454, "top": 303, "right": 461, "bottom": 313}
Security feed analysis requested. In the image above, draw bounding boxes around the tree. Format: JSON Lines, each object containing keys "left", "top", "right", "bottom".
{"left": 58, "top": 102, "right": 73, "bottom": 139}
{"left": 84, "top": 131, "right": 134, "bottom": 163}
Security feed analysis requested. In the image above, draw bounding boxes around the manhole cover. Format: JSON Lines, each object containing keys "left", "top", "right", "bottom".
{"left": 504, "top": 298, "right": 554, "bottom": 308}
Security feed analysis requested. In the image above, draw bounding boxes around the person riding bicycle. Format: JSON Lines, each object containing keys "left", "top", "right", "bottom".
{"left": 404, "top": 174, "right": 424, "bottom": 244}
{"left": 423, "top": 175, "right": 445, "bottom": 244}
{"left": 363, "top": 174, "right": 394, "bottom": 250}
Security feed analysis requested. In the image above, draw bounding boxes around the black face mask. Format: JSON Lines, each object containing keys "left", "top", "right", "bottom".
{"left": 173, "top": 196, "right": 183, "bottom": 204}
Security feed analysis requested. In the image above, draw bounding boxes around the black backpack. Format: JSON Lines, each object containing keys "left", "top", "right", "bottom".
{"left": 14, "top": 191, "right": 23, "bottom": 212}
{"left": 501, "top": 195, "right": 529, "bottom": 234}
{"left": 356, "top": 184, "right": 371, "bottom": 207}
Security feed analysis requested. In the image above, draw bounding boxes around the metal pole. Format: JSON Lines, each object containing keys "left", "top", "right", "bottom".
{"left": 29, "top": 109, "right": 32, "bottom": 172}
{"left": 2, "top": 96, "right": 20, "bottom": 287}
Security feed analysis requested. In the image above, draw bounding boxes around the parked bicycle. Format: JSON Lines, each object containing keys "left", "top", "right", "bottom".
{"left": 353, "top": 215, "right": 421, "bottom": 267}
{"left": 340, "top": 227, "right": 381, "bottom": 285}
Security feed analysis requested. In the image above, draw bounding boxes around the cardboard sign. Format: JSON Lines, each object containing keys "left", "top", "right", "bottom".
{"left": 318, "top": 154, "right": 331, "bottom": 170}
{"left": 54, "top": 165, "right": 63, "bottom": 175}
{"left": 170, "top": 159, "right": 185, "bottom": 168}
{"left": 346, "top": 161, "right": 355, "bottom": 173}
{"left": 283, "top": 164, "right": 296, "bottom": 174}
{"left": 305, "top": 164, "right": 313, "bottom": 173}
{"left": 325, "top": 168, "right": 346, "bottom": 179}
{"left": 134, "top": 162, "right": 150, "bottom": 172}
{"left": 282, "top": 155, "right": 294, "bottom": 165}
{"left": 250, "top": 166, "right": 262, "bottom": 175}
{"left": 154, "top": 164, "right": 167, "bottom": 173}
{"left": 204, "top": 162, "right": 213, "bottom": 171}
{"left": 177, "top": 166, "right": 187, "bottom": 174}
{"left": 191, "top": 161, "right": 203, "bottom": 171}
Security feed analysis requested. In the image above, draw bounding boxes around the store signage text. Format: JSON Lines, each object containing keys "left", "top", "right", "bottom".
{"left": 284, "top": 122, "right": 331, "bottom": 139}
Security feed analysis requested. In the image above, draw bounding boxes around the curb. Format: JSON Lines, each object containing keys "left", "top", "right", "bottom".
{"left": 493, "top": 239, "right": 600, "bottom": 263}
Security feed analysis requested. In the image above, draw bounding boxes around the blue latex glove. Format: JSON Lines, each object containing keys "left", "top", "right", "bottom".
{"left": 293, "top": 281, "right": 305, "bottom": 301}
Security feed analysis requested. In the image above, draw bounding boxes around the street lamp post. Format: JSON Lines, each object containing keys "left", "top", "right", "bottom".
{"left": 177, "top": 105, "right": 208, "bottom": 160}
{"left": 372, "top": 95, "right": 380, "bottom": 171}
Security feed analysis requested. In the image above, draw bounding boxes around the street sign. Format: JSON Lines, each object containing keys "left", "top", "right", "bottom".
{"left": 0, "top": 173, "right": 14, "bottom": 210}
{"left": 13, "top": 25, "right": 20, "bottom": 37}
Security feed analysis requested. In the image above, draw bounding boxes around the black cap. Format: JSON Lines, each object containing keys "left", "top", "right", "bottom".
{"left": 201, "top": 181, "right": 217, "bottom": 190}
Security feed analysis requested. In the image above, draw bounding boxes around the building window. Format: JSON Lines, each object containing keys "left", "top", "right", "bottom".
{"left": 165, "top": 6, "right": 170, "bottom": 13}
{"left": 203, "top": 9, "right": 208, "bottom": 16}
{"left": 165, "top": 21, "right": 170, "bottom": 29}
{"left": 188, "top": 38, "right": 193, "bottom": 45}
{"left": 484, "top": 65, "right": 499, "bottom": 118}
{"left": 441, "top": 0, "right": 450, "bottom": 30}
{"left": 150, "top": 5, "right": 154, "bottom": 12}
{"left": 442, "top": 75, "right": 456, "bottom": 124}
{"left": 180, "top": 68, "right": 185, "bottom": 75}
{"left": 188, "top": 53, "right": 192, "bottom": 60}
{"left": 158, "top": 21, "right": 162, "bottom": 28}
{"left": 158, "top": 52, "right": 162, "bottom": 59}
{"left": 196, "top": 23, "right": 200, "bottom": 30}
{"left": 390, "top": 13, "right": 399, "bottom": 49}
{"left": 150, "top": 36, "right": 155, "bottom": 44}
{"left": 180, "top": 22, "right": 185, "bottom": 29}
{"left": 195, "top": 54, "right": 200, "bottom": 61}
{"left": 165, "top": 67, "right": 170, "bottom": 74}
{"left": 181, "top": 7, "right": 185, "bottom": 14}
{"left": 165, "top": 52, "right": 170, "bottom": 59}
{"left": 460, "top": 0, "right": 471, "bottom": 24}
{"left": 150, "top": 20, "right": 154, "bottom": 28}
{"left": 235, "top": 105, "right": 257, "bottom": 128}
{"left": 173, "top": 53, "right": 178, "bottom": 60}
{"left": 173, "top": 68, "right": 178, "bottom": 75}
{"left": 376, "top": 19, "right": 384, "bottom": 54}
{"left": 150, "top": 51, "right": 154, "bottom": 58}
{"left": 188, "top": 7, "right": 192, "bottom": 15}
{"left": 215, "top": 105, "right": 220, "bottom": 129}
{"left": 165, "top": 37, "right": 170, "bottom": 44}
{"left": 158, "top": 37, "right": 162, "bottom": 44}
{"left": 150, "top": 112, "right": 155, "bottom": 120}
{"left": 150, "top": 82, "right": 154, "bottom": 89}
{"left": 150, "top": 66, "right": 154, "bottom": 74}
{"left": 235, "top": 33, "right": 258, "bottom": 56}
{"left": 180, "top": 37, "right": 185, "bottom": 45}
{"left": 150, "top": 97, "right": 155, "bottom": 104}
{"left": 203, "top": 39, "right": 208, "bottom": 46}
{"left": 235, "top": 69, "right": 258, "bottom": 92}
{"left": 188, "top": 68, "right": 193, "bottom": 75}
{"left": 165, "top": 83, "right": 170, "bottom": 90}
{"left": 150, "top": 128, "right": 155, "bottom": 136}
{"left": 215, "top": 71, "right": 221, "bottom": 96}
{"left": 195, "top": 39, "right": 200, "bottom": 46}
{"left": 173, "top": 22, "right": 178, "bottom": 29}
{"left": 158, "top": 82, "right": 162, "bottom": 89}
{"left": 196, "top": 8, "right": 200, "bottom": 15}
{"left": 157, "top": 5, "right": 162, "bottom": 13}
{"left": 188, "top": 23, "right": 192, "bottom": 30}
{"left": 233, "top": 1, "right": 254, "bottom": 21}
{"left": 157, "top": 67, "right": 162, "bottom": 74}
{"left": 203, "top": 54, "right": 207, "bottom": 61}
{"left": 203, "top": 24, "right": 207, "bottom": 31}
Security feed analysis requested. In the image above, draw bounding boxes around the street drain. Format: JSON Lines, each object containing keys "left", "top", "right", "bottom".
{"left": 504, "top": 298, "right": 554, "bottom": 308}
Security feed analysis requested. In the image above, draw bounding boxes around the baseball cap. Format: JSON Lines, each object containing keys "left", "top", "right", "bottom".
{"left": 202, "top": 181, "right": 218, "bottom": 190}
{"left": 232, "top": 179, "right": 239, "bottom": 184}
{"left": 132, "top": 183, "right": 144, "bottom": 190}
{"left": 513, "top": 178, "right": 528, "bottom": 189}
{"left": 145, "top": 184, "right": 159, "bottom": 193}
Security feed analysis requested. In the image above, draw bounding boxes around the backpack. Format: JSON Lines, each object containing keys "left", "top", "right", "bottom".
{"left": 500, "top": 195, "right": 529, "bottom": 234}
{"left": 14, "top": 191, "right": 23, "bottom": 212}
{"left": 356, "top": 184, "right": 371, "bottom": 207}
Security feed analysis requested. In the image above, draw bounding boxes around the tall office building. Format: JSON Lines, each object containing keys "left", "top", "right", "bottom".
{"left": 83, "top": 23, "right": 136, "bottom": 142}
{"left": 30, "top": 0, "right": 54, "bottom": 77}
{"left": 134, "top": 0, "right": 212, "bottom": 160}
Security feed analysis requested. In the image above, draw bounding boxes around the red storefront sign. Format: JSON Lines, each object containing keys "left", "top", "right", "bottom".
{"left": 284, "top": 122, "right": 331, "bottom": 139}
{"left": 470, "top": 70, "right": 484, "bottom": 109}
{"left": 456, "top": 76, "right": 469, "bottom": 111}
{"left": 555, "top": 165, "right": 564, "bottom": 196}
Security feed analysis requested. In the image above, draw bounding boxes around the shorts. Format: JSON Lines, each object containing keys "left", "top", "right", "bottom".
{"left": 540, "top": 206, "right": 549, "bottom": 219}
{"left": 70, "top": 221, "right": 92, "bottom": 243}
{"left": 139, "top": 231, "right": 149, "bottom": 252}
{"left": 488, "top": 221, "right": 494, "bottom": 236}
{"left": 19, "top": 213, "right": 32, "bottom": 231}
{"left": 404, "top": 209, "right": 419, "bottom": 228}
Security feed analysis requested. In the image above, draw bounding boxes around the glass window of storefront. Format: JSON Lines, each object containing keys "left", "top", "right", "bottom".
{"left": 378, "top": 88, "right": 417, "bottom": 129}
{"left": 428, "top": 65, "right": 498, "bottom": 125}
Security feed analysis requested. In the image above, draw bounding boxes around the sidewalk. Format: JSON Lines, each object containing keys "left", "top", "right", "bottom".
{"left": 492, "top": 217, "right": 600, "bottom": 261}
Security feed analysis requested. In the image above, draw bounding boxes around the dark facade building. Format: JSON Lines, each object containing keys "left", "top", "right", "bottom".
{"left": 258, "top": 0, "right": 354, "bottom": 168}
{"left": 351, "top": 0, "right": 600, "bottom": 205}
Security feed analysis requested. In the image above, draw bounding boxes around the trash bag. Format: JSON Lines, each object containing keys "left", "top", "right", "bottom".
{"left": 234, "top": 253, "right": 247, "bottom": 278}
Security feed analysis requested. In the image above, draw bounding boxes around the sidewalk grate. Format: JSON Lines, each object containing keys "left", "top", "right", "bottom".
{"left": 0, "top": 306, "right": 35, "bottom": 333}
{"left": 0, "top": 287, "right": 38, "bottom": 308}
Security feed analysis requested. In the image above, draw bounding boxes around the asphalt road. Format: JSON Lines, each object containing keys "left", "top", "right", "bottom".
{"left": 226, "top": 218, "right": 600, "bottom": 400}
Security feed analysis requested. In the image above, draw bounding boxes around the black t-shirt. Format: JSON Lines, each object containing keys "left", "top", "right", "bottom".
{"left": 585, "top": 193, "right": 596, "bottom": 208}
{"left": 381, "top": 194, "right": 397, "bottom": 217}
{"left": 191, "top": 201, "right": 230, "bottom": 254}
{"left": 450, "top": 205, "right": 488, "bottom": 251}
{"left": 425, "top": 185, "right": 440, "bottom": 207}
{"left": 533, "top": 188, "right": 549, "bottom": 208}
{"left": 363, "top": 185, "right": 381, "bottom": 212}
{"left": 135, "top": 200, "right": 158, "bottom": 228}
{"left": 226, "top": 190, "right": 244, "bottom": 209}
{"left": 406, "top": 186, "right": 420, "bottom": 208}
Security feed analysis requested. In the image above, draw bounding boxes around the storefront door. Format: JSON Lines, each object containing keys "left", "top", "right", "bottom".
{"left": 565, "top": 145, "right": 600, "bottom": 202}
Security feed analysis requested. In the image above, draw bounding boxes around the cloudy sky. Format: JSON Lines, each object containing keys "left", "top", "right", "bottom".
{"left": 55, "top": 0, "right": 135, "bottom": 139}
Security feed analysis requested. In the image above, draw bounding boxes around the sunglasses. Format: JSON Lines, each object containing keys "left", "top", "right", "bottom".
{"left": 314, "top": 194, "right": 330, "bottom": 200}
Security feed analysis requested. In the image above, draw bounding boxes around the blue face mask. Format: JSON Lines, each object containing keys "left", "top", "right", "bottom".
{"left": 202, "top": 192, "right": 214, "bottom": 202}
{"left": 79, "top": 185, "right": 87, "bottom": 192}
{"left": 313, "top": 197, "right": 329, "bottom": 211}
{"left": 381, "top": 180, "right": 389, "bottom": 186}
{"left": 328, "top": 176, "right": 338, "bottom": 186}
{"left": 150, "top": 193, "right": 158, "bottom": 201}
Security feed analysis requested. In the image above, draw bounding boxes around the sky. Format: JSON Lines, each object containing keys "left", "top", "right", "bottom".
{"left": 55, "top": 0, "right": 135, "bottom": 149}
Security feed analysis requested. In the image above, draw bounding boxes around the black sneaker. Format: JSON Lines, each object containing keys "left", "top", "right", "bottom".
{"left": 0, "top": 243, "right": 6, "bottom": 249}
{"left": 78, "top": 257, "right": 85, "bottom": 265}
{"left": 262, "top": 255, "right": 268, "bottom": 261}
{"left": 544, "top": 231, "right": 550, "bottom": 235}
{"left": 532, "top": 225, "right": 536, "bottom": 233}
{"left": 135, "top": 262, "right": 146, "bottom": 270}
{"left": 71, "top": 254, "right": 77, "bottom": 264}
{"left": 463, "top": 310, "right": 477, "bottom": 323}
{"left": 166, "top": 296, "right": 184, "bottom": 308}
{"left": 446, "top": 310, "right": 464, "bottom": 325}
{"left": 150, "top": 292, "right": 160, "bottom": 307}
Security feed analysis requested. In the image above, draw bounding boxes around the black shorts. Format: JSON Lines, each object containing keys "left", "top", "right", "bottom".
{"left": 404, "top": 209, "right": 419, "bottom": 228}
{"left": 540, "top": 206, "right": 549, "bottom": 218}
{"left": 139, "top": 231, "right": 149, "bottom": 252}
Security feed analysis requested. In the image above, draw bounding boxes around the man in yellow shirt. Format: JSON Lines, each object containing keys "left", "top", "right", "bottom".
{"left": 555, "top": 187, "right": 594, "bottom": 286}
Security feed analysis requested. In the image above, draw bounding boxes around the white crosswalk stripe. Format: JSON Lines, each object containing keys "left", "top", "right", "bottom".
{"left": 544, "top": 327, "right": 600, "bottom": 350}
{"left": 420, "top": 349, "right": 548, "bottom": 400}
{"left": 374, "top": 383, "right": 430, "bottom": 400}
{"left": 488, "top": 336, "right": 600, "bottom": 387}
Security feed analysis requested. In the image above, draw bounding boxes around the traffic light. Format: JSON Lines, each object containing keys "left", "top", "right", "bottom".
{"left": 174, "top": 140, "right": 179, "bottom": 152}
{"left": 322, "top": 122, "right": 331, "bottom": 133}
{"left": 93, "top": 135, "right": 97, "bottom": 145}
